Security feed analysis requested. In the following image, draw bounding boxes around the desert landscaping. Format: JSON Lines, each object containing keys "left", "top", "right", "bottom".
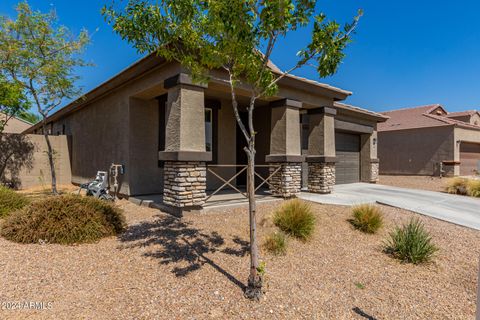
{"left": 0, "top": 196, "right": 478, "bottom": 319}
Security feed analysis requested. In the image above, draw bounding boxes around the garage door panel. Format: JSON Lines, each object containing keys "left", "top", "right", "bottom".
{"left": 460, "top": 142, "right": 480, "bottom": 175}
{"left": 335, "top": 132, "right": 360, "bottom": 184}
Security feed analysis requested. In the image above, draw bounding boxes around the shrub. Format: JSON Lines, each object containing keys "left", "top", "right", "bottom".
{"left": 445, "top": 178, "right": 468, "bottom": 195}
{"left": 350, "top": 204, "right": 383, "bottom": 234}
{"left": 263, "top": 231, "right": 287, "bottom": 256}
{"left": 0, "top": 186, "right": 29, "bottom": 218}
{"left": 273, "top": 199, "right": 315, "bottom": 241}
{"left": 0, "top": 194, "right": 126, "bottom": 244}
{"left": 466, "top": 179, "right": 480, "bottom": 197}
{"left": 384, "top": 218, "right": 438, "bottom": 264}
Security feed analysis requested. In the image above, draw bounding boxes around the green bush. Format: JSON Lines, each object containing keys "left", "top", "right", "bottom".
{"left": 0, "top": 186, "right": 30, "bottom": 218}
{"left": 0, "top": 194, "right": 126, "bottom": 244}
{"left": 466, "top": 179, "right": 480, "bottom": 197}
{"left": 384, "top": 218, "right": 438, "bottom": 264}
{"left": 263, "top": 231, "right": 287, "bottom": 256}
{"left": 350, "top": 204, "right": 383, "bottom": 234}
{"left": 273, "top": 199, "right": 315, "bottom": 241}
{"left": 445, "top": 178, "right": 468, "bottom": 195}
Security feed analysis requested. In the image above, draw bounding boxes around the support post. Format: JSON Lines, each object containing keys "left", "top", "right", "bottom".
{"left": 159, "top": 73, "right": 211, "bottom": 214}
{"left": 265, "top": 99, "right": 303, "bottom": 198}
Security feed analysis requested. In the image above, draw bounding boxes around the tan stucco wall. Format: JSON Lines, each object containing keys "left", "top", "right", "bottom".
{"left": 2, "top": 134, "right": 71, "bottom": 189}
{"left": 378, "top": 126, "right": 455, "bottom": 176}
{"left": 1, "top": 114, "right": 31, "bottom": 134}
{"left": 269, "top": 105, "right": 301, "bottom": 155}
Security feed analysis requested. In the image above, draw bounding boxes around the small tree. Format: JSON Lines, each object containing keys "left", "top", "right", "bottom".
{"left": 0, "top": 75, "right": 30, "bottom": 133}
{"left": 0, "top": 2, "right": 90, "bottom": 194}
{"left": 103, "top": 0, "right": 360, "bottom": 300}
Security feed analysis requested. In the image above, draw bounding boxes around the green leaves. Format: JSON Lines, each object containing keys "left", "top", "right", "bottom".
{"left": 0, "top": 1, "right": 90, "bottom": 117}
{"left": 0, "top": 75, "right": 30, "bottom": 133}
{"left": 103, "top": 0, "right": 361, "bottom": 98}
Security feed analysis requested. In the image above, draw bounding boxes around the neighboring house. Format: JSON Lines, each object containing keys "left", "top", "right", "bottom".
{"left": 0, "top": 112, "right": 32, "bottom": 133}
{"left": 25, "top": 54, "right": 387, "bottom": 213}
{"left": 378, "top": 104, "right": 480, "bottom": 176}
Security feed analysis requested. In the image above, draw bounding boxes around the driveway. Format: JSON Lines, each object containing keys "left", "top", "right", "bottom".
{"left": 299, "top": 183, "right": 480, "bottom": 231}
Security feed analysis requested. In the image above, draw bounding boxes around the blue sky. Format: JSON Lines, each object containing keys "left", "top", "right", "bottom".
{"left": 1, "top": 0, "right": 480, "bottom": 113}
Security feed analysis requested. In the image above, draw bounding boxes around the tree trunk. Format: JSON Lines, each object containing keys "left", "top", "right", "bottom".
{"left": 42, "top": 118, "right": 58, "bottom": 194}
{"left": 244, "top": 142, "right": 263, "bottom": 300}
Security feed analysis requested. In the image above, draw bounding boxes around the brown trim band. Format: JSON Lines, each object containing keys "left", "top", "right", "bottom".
{"left": 370, "top": 158, "right": 380, "bottom": 163}
{"left": 164, "top": 73, "right": 208, "bottom": 89}
{"left": 265, "top": 154, "right": 305, "bottom": 163}
{"left": 158, "top": 151, "right": 212, "bottom": 162}
{"left": 305, "top": 155, "right": 337, "bottom": 163}
{"left": 442, "top": 160, "right": 460, "bottom": 165}
{"left": 307, "top": 107, "right": 337, "bottom": 116}
{"left": 270, "top": 99, "right": 302, "bottom": 109}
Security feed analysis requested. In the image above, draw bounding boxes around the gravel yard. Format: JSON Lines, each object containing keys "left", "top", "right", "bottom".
{"left": 0, "top": 199, "right": 479, "bottom": 319}
{"left": 378, "top": 175, "right": 447, "bottom": 192}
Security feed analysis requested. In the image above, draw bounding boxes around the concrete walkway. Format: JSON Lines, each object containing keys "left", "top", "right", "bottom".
{"left": 299, "top": 183, "right": 480, "bottom": 231}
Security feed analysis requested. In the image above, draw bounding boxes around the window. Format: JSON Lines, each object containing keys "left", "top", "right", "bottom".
{"left": 205, "top": 108, "right": 213, "bottom": 152}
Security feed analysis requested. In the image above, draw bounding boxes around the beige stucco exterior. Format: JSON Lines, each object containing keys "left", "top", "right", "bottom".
{"left": 25, "top": 55, "right": 385, "bottom": 201}
{"left": 1, "top": 113, "right": 32, "bottom": 134}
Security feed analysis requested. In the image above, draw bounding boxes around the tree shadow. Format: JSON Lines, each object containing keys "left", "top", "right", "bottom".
{"left": 0, "top": 134, "right": 34, "bottom": 188}
{"left": 352, "top": 307, "right": 377, "bottom": 320}
{"left": 118, "top": 215, "right": 249, "bottom": 290}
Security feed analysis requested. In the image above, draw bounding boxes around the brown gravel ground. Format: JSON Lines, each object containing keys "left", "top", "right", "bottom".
{"left": 0, "top": 199, "right": 479, "bottom": 319}
{"left": 378, "top": 175, "right": 448, "bottom": 192}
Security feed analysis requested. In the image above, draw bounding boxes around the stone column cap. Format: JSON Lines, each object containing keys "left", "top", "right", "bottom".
{"left": 265, "top": 154, "right": 304, "bottom": 163}
{"left": 270, "top": 99, "right": 303, "bottom": 109}
{"left": 159, "top": 151, "right": 212, "bottom": 162}
{"left": 307, "top": 107, "right": 337, "bottom": 116}
{"left": 305, "top": 155, "right": 337, "bottom": 163}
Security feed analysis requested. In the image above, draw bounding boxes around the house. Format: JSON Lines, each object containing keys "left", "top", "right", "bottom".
{"left": 0, "top": 112, "right": 32, "bottom": 133}
{"left": 25, "top": 54, "right": 387, "bottom": 213}
{"left": 378, "top": 104, "right": 480, "bottom": 176}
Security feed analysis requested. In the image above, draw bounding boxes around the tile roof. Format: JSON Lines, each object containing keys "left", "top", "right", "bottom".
{"left": 378, "top": 104, "right": 480, "bottom": 132}
{"left": 445, "top": 110, "right": 479, "bottom": 118}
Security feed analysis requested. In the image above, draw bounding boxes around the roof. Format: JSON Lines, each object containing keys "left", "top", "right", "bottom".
{"left": 1, "top": 112, "right": 33, "bottom": 133}
{"left": 378, "top": 104, "right": 480, "bottom": 132}
{"left": 334, "top": 102, "right": 389, "bottom": 122}
{"left": 26, "top": 53, "right": 355, "bottom": 133}
{"left": 445, "top": 110, "right": 479, "bottom": 118}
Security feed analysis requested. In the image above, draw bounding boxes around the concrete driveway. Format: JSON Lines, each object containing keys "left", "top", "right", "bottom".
{"left": 299, "top": 183, "right": 480, "bottom": 231}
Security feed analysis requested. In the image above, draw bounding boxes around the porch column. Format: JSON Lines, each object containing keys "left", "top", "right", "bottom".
{"left": 159, "top": 73, "right": 211, "bottom": 213}
{"left": 360, "top": 129, "right": 380, "bottom": 183}
{"left": 306, "top": 107, "right": 336, "bottom": 194}
{"left": 265, "top": 99, "right": 303, "bottom": 198}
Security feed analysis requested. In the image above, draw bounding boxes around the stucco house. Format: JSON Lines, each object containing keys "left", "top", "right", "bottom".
{"left": 378, "top": 104, "right": 480, "bottom": 176}
{"left": 1, "top": 112, "right": 32, "bottom": 133}
{"left": 25, "top": 54, "right": 387, "bottom": 212}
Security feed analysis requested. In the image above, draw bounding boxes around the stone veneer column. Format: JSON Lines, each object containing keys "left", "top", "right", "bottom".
{"left": 266, "top": 99, "right": 303, "bottom": 198}
{"left": 159, "top": 73, "right": 211, "bottom": 212}
{"left": 306, "top": 107, "right": 337, "bottom": 194}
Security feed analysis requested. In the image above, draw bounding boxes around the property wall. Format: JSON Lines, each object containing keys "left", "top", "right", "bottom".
{"left": 1, "top": 134, "right": 71, "bottom": 189}
{"left": 2, "top": 114, "right": 31, "bottom": 134}
{"left": 378, "top": 126, "right": 455, "bottom": 176}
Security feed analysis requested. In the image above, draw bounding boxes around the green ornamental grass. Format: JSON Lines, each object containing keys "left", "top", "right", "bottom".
{"left": 384, "top": 218, "right": 438, "bottom": 264}
{"left": 0, "top": 186, "right": 30, "bottom": 218}
{"left": 273, "top": 199, "right": 315, "bottom": 241}
{"left": 350, "top": 204, "right": 383, "bottom": 234}
{"left": 263, "top": 231, "right": 288, "bottom": 256}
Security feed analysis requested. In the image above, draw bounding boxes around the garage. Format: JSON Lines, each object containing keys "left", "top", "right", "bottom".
{"left": 335, "top": 132, "right": 361, "bottom": 184}
{"left": 460, "top": 142, "right": 480, "bottom": 176}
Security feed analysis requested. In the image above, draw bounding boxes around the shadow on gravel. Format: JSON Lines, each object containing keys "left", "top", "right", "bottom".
{"left": 117, "top": 215, "right": 248, "bottom": 290}
{"left": 352, "top": 307, "right": 377, "bottom": 320}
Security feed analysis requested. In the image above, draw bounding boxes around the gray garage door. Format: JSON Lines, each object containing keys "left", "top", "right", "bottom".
{"left": 335, "top": 132, "right": 360, "bottom": 184}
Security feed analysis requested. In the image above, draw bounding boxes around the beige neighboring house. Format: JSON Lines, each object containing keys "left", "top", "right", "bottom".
{"left": 1, "top": 112, "right": 32, "bottom": 133}
{"left": 378, "top": 104, "right": 480, "bottom": 176}
{"left": 25, "top": 54, "right": 387, "bottom": 213}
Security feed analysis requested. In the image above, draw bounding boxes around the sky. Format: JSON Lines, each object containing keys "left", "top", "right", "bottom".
{"left": 1, "top": 0, "right": 480, "bottom": 113}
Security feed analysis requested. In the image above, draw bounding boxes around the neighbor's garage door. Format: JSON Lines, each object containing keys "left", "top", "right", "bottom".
{"left": 335, "top": 132, "right": 361, "bottom": 184}
{"left": 460, "top": 142, "right": 480, "bottom": 176}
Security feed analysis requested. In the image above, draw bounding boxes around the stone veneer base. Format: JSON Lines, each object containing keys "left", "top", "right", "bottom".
{"left": 269, "top": 163, "right": 302, "bottom": 198}
{"left": 308, "top": 162, "right": 335, "bottom": 194}
{"left": 163, "top": 161, "right": 207, "bottom": 208}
